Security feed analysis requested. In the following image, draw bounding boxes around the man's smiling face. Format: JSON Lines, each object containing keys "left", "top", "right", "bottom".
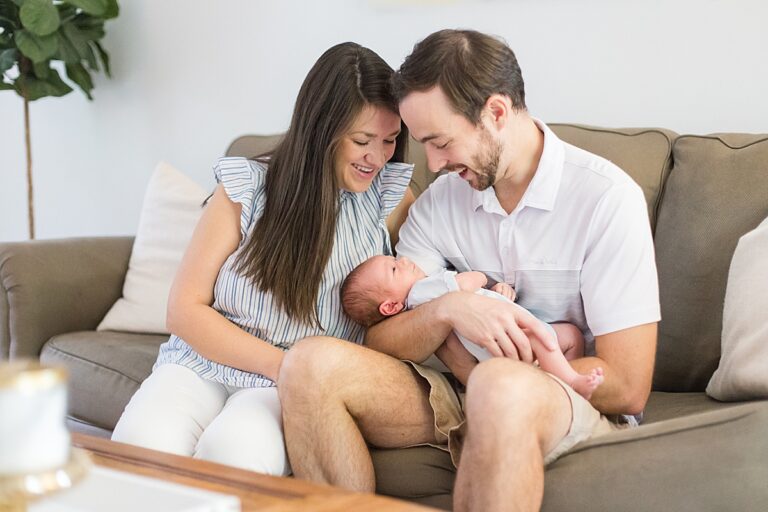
{"left": 399, "top": 86, "right": 503, "bottom": 191}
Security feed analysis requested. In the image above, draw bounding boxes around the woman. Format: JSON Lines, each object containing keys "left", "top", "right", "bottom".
{"left": 111, "top": 42, "right": 414, "bottom": 475}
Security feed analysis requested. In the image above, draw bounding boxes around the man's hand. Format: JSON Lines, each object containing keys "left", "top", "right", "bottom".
{"left": 491, "top": 282, "right": 516, "bottom": 301}
{"left": 439, "top": 291, "right": 557, "bottom": 363}
{"left": 434, "top": 333, "right": 478, "bottom": 386}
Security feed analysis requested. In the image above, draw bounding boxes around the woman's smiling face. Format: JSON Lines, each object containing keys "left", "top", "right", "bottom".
{"left": 334, "top": 104, "right": 402, "bottom": 193}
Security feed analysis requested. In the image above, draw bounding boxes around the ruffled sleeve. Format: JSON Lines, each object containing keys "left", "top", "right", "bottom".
{"left": 213, "top": 157, "right": 267, "bottom": 241}
{"left": 375, "top": 162, "right": 415, "bottom": 222}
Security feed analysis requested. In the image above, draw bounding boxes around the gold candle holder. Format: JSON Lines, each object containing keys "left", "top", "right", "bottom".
{"left": 0, "top": 362, "right": 91, "bottom": 511}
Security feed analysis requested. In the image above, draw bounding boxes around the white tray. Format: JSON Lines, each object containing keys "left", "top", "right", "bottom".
{"left": 30, "top": 466, "right": 240, "bottom": 512}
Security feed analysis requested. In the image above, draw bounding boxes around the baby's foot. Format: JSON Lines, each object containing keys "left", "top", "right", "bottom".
{"left": 570, "top": 367, "right": 604, "bottom": 400}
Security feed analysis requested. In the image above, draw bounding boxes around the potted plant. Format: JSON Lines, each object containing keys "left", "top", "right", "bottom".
{"left": 0, "top": 0, "right": 119, "bottom": 239}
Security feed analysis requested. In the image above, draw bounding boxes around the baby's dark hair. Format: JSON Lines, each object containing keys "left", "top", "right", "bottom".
{"left": 340, "top": 261, "right": 387, "bottom": 327}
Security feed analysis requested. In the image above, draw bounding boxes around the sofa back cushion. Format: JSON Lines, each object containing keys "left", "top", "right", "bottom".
{"left": 226, "top": 134, "right": 283, "bottom": 159}
{"left": 653, "top": 133, "right": 768, "bottom": 392}
{"left": 550, "top": 124, "right": 677, "bottom": 231}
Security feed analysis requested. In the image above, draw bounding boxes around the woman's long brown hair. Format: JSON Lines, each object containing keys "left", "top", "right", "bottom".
{"left": 236, "top": 42, "right": 408, "bottom": 328}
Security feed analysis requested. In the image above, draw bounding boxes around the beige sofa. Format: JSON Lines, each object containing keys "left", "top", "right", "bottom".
{"left": 2, "top": 124, "right": 767, "bottom": 511}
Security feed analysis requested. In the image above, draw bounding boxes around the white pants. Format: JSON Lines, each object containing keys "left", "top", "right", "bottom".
{"left": 112, "top": 364, "right": 290, "bottom": 476}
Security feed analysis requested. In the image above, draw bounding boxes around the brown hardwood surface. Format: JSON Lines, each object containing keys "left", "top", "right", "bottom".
{"left": 72, "top": 433, "right": 434, "bottom": 511}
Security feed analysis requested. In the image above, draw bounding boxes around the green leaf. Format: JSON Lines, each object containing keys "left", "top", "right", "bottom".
{"left": 72, "top": 15, "right": 104, "bottom": 40}
{"left": 0, "top": 2, "right": 19, "bottom": 40}
{"left": 65, "top": 0, "right": 107, "bottom": 16}
{"left": 65, "top": 61, "right": 92, "bottom": 99}
{"left": 43, "top": 66, "right": 72, "bottom": 94}
{"left": 0, "top": 1, "right": 19, "bottom": 20}
{"left": 32, "top": 59, "right": 48, "bottom": 77}
{"left": 93, "top": 38, "right": 108, "bottom": 76}
{"left": 20, "top": 0, "right": 60, "bottom": 36}
{"left": 56, "top": 5, "right": 77, "bottom": 25}
{"left": 15, "top": 29, "right": 57, "bottom": 62}
{"left": 0, "top": 15, "right": 17, "bottom": 31}
{"left": 0, "top": 35, "right": 12, "bottom": 51}
{"left": 103, "top": 0, "right": 118, "bottom": 19}
{"left": 0, "top": 79, "right": 15, "bottom": 90}
{"left": 15, "top": 71, "right": 72, "bottom": 100}
{"left": 0, "top": 47, "right": 16, "bottom": 73}
{"left": 61, "top": 20, "right": 89, "bottom": 58}
{"left": 54, "top": 29, "right": 78, "bottom": 63}
{"left": 83, "top": 41, "right": 97, "bottom": 70}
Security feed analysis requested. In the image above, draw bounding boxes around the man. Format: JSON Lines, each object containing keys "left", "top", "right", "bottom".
{"left": 278, "top": 29, "right": 660, "bottom": 512}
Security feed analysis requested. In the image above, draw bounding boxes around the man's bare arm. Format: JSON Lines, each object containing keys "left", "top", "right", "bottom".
{"left": 365, "top": 294, "right": 455, "bottom": 362}
{"left": 366, "top": 291, "right": 558, "bottom": 362}
{"left": 569, "top": 322, "right": 657, "bottom": 415}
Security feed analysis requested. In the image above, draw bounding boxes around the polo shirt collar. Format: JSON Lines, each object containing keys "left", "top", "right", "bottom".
{"left": 471, "top": 118, "right": 564, "bottom": 214}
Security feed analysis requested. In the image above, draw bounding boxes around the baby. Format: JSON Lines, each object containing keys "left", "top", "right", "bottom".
{"left": 341, "top": 255, "right": 604, "bottom": 399}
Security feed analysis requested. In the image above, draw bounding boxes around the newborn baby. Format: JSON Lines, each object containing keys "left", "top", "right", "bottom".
{"left": 341, "top": 255, "right": 604, "bottom": 399}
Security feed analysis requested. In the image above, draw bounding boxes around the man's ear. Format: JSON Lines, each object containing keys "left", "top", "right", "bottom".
{"left": 483, "top": 94, "right": 511, "bottom": 129}
{"left": 379, "top": 300, "right": 405, "bottom": 317}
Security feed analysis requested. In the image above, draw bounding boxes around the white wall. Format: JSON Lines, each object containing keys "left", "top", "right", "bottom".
{"left": 2, "top": 0, "right": 766, "bottom": 241}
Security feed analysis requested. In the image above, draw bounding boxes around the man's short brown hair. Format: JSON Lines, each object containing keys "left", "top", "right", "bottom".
{"left": 393, "top": 29, "right": 527, "bottom": 124}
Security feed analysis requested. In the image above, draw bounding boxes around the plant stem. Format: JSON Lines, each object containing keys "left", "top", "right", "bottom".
{"left": 24, "top": 90, "right": 34, "bottom": 240}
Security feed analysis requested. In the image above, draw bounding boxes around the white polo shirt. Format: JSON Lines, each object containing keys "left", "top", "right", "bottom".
{"left": 396, "top": 119, "right": 661, "bottom": 353}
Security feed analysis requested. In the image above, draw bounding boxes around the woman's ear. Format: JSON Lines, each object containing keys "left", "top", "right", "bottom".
{"left": 379, "top": 300, "right": 405, "bottom": 317}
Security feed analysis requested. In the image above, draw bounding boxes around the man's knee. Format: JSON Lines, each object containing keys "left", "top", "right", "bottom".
{"left": 279, "top": 336, "right": 354, "bottom": 401}
{"left": 466, "top": 359, "right": 544, "bottom": 416}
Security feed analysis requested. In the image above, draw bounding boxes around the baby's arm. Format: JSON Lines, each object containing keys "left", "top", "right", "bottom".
{"left": 454, "top": 271, "right": 487, "bottom": 292}
{"left": 491, "top": 282, "right": 516, "bottom": 302}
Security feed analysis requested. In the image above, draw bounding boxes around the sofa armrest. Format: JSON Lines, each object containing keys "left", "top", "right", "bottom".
{"left": 0, "top": 237, "right": 134, "bottom": 360}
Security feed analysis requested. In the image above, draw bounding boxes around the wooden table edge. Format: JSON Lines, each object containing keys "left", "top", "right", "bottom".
{"left": 71, "top": 433, "right": 436, "bottom": 511}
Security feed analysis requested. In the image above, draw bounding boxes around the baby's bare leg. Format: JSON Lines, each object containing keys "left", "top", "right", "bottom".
{"left": 531, "top": 324, "right": 603, "bottom": 400}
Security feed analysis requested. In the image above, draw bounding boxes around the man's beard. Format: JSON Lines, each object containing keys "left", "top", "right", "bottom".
{"left": 470, "top": 129, "right": 502, "bottom": 191}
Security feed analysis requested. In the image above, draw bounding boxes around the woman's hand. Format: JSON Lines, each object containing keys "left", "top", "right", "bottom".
{"left": 435, "top": 333, "right": 478, "bottom": 386}
{"left": 437, "top": 291, "right": 557, "bottom": 363}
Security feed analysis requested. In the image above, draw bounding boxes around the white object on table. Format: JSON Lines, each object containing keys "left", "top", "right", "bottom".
{"left": 0, "top": 363, "right": 70, "bottom": 475}
{"left": 30, "top": 466, "right": 240, "bottom": 512}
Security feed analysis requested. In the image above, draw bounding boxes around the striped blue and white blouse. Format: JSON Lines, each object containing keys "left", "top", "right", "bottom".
{"left": 155, "top": 157, "right": 414, "bottom": 388}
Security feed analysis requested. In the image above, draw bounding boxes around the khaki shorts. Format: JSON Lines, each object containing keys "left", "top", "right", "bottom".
{"left": 404, "top": 361, "right": 627, "bottom": 467}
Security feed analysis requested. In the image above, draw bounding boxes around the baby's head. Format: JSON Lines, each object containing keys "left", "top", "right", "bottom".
{"left": 341, "top": 255, "right": 426, "bottom": 326}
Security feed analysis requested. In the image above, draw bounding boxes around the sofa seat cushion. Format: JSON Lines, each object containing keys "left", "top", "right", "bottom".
{"left": 373, "top": 446, "right": 454, "bottom": 503}
{"left": 374, "top": 393, "right": 766, "bottom": 510}
{"left": 40, "top": 331, "right": 166, "bottom": 430}
{"left": 542, "top": 401, "right": 768, "bottom": 511}
{"left": 643, "top": 391, "right": 746, "bottom": 423}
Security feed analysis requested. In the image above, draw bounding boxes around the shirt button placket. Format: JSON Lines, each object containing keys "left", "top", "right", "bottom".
{"left": 500, "top": 215, "right": 517, "bottom": 286}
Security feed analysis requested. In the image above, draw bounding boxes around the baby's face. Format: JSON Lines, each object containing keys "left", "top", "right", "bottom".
{"left": 361, "top": 255, "right": 426, "bottom": 304}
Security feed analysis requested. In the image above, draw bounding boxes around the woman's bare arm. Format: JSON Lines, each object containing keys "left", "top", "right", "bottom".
{"left": 166, "top": 184, "right": 285, "bottom": 381}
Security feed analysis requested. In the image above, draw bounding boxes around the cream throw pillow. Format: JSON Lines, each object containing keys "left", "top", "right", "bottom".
{"left": 706, "top": 215, "right": 768, "bottom": 401}
{"left": 97, "top": 162, "right": 208, "bottom": 334}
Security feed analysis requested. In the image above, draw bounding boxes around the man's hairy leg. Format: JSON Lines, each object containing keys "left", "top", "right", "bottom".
{"left": 454, "top": 359, "right": 572, "bottom": 512}
{"left": 278, "top": 336, "right": 437, "bottom": 492}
